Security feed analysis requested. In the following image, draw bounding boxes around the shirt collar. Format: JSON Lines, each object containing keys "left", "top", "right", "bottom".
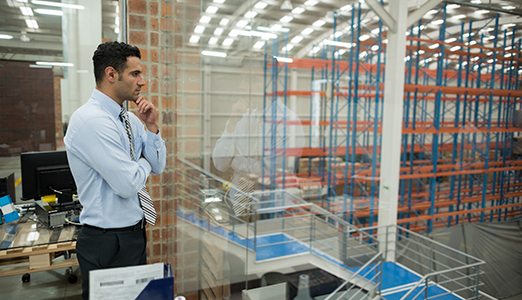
{"left": 91, "top": 89, "right": 122, "bottom": 121}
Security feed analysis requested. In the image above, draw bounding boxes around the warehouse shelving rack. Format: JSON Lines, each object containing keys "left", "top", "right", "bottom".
{"left": 261, "top": 3, "right": 522, "bottom": 233}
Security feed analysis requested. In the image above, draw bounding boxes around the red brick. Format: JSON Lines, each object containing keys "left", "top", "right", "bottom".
{"left": 151, "top": 32, "right": 159, "bottom": 46}
{"left": 150, "top": 79, "right": 158, "bottom": 92}
{"left": 150, "top": 2, "right": 158, "bottom": 15}
{"left": 151, "top": 64, "right": 158, "bottom": 78}
{"left": 128, "top": 0, "right": 147, "bottom": 14}
{"left": 129, "top": 31, "right": 147, "bottom": 45}
{"left": 151, "top": 18, "right": 159, "bottom": 31}
{"left": 150, "top": 49, "right": 158, "bottom": 62}
{"left": 129, "top": 15, "right": 146, "bottom": 29}
{"left": 161, "top": 3, "right": 173, "bottom": 17}
{"left": 161, "top": 18, "right": 173, "bottom": 31}
{"left": 138, "top": 48, "right": 147, "bottom": 61}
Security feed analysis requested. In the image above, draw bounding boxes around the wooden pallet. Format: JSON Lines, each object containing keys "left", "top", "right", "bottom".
{"left": 0, "top": 241, "right": 78, "bottom": 277}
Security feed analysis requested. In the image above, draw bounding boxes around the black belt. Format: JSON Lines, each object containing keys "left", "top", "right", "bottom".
{"left": 83, "top": 219, "right": 144, "bottom": 232}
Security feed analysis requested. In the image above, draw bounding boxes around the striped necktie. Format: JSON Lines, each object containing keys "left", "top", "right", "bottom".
{"left": 120, "top": 105, "right": 157, "bottom": 225}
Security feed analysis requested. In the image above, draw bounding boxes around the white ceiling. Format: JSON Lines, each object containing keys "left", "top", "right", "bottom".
{"left": 0, "top": 0, "right": 521, "bottom": 62}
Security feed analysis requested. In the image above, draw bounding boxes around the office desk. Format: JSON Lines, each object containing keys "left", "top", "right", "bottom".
{"left": 0, "top": 212, "right": 79, "bottom": 283}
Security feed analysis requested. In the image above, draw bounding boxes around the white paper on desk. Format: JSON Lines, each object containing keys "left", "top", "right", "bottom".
{"left": 89, "top": 263, "right": 165, "bottom": 300}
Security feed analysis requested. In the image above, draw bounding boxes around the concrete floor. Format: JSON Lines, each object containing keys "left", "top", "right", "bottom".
{"left": 0, "top": 264, "right": 82, "bottom": 300}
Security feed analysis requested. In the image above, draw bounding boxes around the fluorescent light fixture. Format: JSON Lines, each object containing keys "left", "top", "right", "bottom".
{"left": 208, "top": 37, "right": 218, "bottom": 45}
{"left": 76, "top": 70, "right": 88, "bottom": 73}
{"left": 271, "top": 25, "right": 284, "bottom": 33}
{"left": 253, "top": 41, "right": 265, "bottom": 49}
{"left": 206, "top": 6, "right": 218, "bottom": 14}
{"left": 228, "top": 29, "right": 239, "bottom": 37}
{"left": 311, "top": 46, "right": 321, "bottom": 54}
{"left": 17, "top": 0, "right": 29, "bottom": 2}
{"left": 280, "top": 15, "right": 293, "bottom": 23}
{"left": 468, "top": 40, "right": 477, "bottom": 45}
{"left": 219, "top": 18, "right": 229, "bottom": 26}
{"left": 429, "top": 44, "right": 439, "bottom": 49}
{"left": 254, "top": 2, "right": 268, "bottom": 9}
{"left": 503, "top": 6, "right": 516, "bottom": 10}
{"left": 432, "top": 20, "right": 444, "bottom": 25}
{"left": 282, "top": 44, "right": 294, "bottom": 52}
{"left": 313, "top": 20, "right": 326, "bottom": 27}
{"left": 371, "top": 45, "right": 379, "bottom": 51}
{"left": 31, "top": 0, "right": 84, "bottom": 9}
{"left": 447, "top": 4, "right": 460, "bottom": 9}
{"left": 202, "top": 50, "right": 227, "bottom": 57}
{"left": 450, "top": 46, "right": 461, "bottom": 51}
{"left": 506, "top": 31, "right": 513, "bottom": 36}
{"left": 426, "top": 9, "right": 437, "bottom": 15}
{"left": 274, "top": 56, "right": 293, "bottom": 63}
{"left": 359, "top": 34, "right": 370, "bottom": 41}
{"left": 418, "top": 50, "right": 425, "bottom": 54}
{"left": 323, "top": 40, "right": 353, "bottom": 48}
{"left": 488, "top": 35, "right": 495, "bottom": 39}
{"left": 476, "top": 9, "right": 489, "bottom": 14}
{"left": 189, "top": 35, "right": 200, "bottom": 43}
{"left": 229, "top": 29, "right": 276, "bottom": 39}
{"left": 291, "top": 36, "right": 304, "bottom": 44}
{"left": 222, "top": 38, "right": 234, "bottom": 46}
{"left": 292, "top": 7, "right": 305, "bottom": 14}
{"left": 445, "top": 37, "right": 457, "bottom": 43}
{"left": 213, "top": 0, "right": 225, "bottom": 3}
{"left": 36, "top": 61, "right": 73, "bottom": 67}
{"left": 304, "top": 0, "right": 318, "bottom": 6}
{"left": 34, "top": 8, "right": 63, "bottom": 16}
{"left": 26, "top": 19, "right": 38, "bottom": 28}
{"left": 29, "top": 64, "right": 52, "bottom": 68}
{"left": 20, "top": 6, "right": 33, "bottom": 15}
{"left": 214, "top": 28, "right": 224, "bottom": 35}
{"left": 371, "top": 28, "right": 380, "bottom": 34}
{"left": 340, "top": 5, "right": 352, "bottom": 11}
{"left": 452, "top": 14, "right": 466, "bottom": 19}
{"left": 471, "top": 0, "right": 481, "bottom": 3}
{"left": 200, "top": 16, "right": 212, "bottom": 24}
{"left": 502, "top": 23, "right": 516, "bottom": 28}
{"left": 244, "top": 11, "right": 257, "bottom": 18}
{"left": 301, "top": 28, "right": 314, "bottom": 35}
{"left": 194, "top": 25, "right": 205, "bottom": 34}
{"left": 0, "top": 34, "right": 13, "bottom": 39}
{"left": 236, "top": 20, "right": 248, "bottom": 28}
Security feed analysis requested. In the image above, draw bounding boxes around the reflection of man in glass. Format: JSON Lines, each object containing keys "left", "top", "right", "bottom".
{"left": 212, "top": 65, "right": 305, "bottom": 216}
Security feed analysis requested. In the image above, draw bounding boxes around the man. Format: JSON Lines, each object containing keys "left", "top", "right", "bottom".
{"left": 64, "top": 41, "right": 166, "bottom": 299}
{"left": 212, "top": 65, "right": 305, "bottom": 216}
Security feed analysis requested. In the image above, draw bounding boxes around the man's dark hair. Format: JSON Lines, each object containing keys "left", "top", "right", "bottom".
{"left": 92, "top": 41, "right": 141, "bottom": 85}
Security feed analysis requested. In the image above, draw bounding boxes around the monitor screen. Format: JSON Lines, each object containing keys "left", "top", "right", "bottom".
{"left": 21, "top": 151, "right": 77, "bottom": 204}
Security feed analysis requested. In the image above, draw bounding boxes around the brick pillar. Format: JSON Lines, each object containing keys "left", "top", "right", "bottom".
{"left": 127, "top": 0, "right": 202, "bottom": 298}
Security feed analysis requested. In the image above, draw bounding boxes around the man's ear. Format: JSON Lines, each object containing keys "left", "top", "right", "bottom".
{"left": 105, "top": 66, "right": 118, "bottom": 83}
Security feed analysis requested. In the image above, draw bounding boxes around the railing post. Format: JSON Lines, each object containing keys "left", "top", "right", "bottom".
{"left": 310, "top": 207, "right": 314, "bottom": 253}
{"left": 385, "top": 225, "right": 389, "bottom": 261}
{"left": 474, "top": 265, "right": 480, "bottom": 300}
{"left": 425, "top": 277, "right": 429, "bottom": 299}
{"left": 342, "top": 224, "right": 347, "bottom": 267}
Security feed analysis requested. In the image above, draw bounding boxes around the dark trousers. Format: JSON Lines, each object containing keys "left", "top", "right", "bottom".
{"left": 76, "top": 222, "right": 147, "bottom": 300}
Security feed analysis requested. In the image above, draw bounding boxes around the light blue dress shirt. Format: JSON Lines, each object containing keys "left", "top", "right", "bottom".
{"left": 64, "top": 89, "right": 166, "bottom": 228}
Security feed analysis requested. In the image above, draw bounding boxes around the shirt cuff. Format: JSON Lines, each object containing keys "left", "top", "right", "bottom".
{"left": 146, "top": 128, "right": 164, "bottom": 148}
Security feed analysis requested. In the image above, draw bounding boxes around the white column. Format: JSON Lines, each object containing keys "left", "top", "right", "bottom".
{"left": 61, "top": 0, "right": 102, "bottom": 123}
{"left": 377, "top": 0, "right": 408, "bottom": 262}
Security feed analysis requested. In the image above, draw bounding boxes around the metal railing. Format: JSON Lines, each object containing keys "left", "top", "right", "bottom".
{"left": 176, "top": 158, "right": 486, "bottom": 300}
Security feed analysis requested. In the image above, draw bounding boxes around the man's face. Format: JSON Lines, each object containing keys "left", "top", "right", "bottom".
{"left": 114, "top": 56, "right": 146, "bottom": 102}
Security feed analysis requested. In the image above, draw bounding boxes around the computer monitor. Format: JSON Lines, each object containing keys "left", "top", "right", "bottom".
{"left": 20, "top": 150, "right": 77, "bottom": 205}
